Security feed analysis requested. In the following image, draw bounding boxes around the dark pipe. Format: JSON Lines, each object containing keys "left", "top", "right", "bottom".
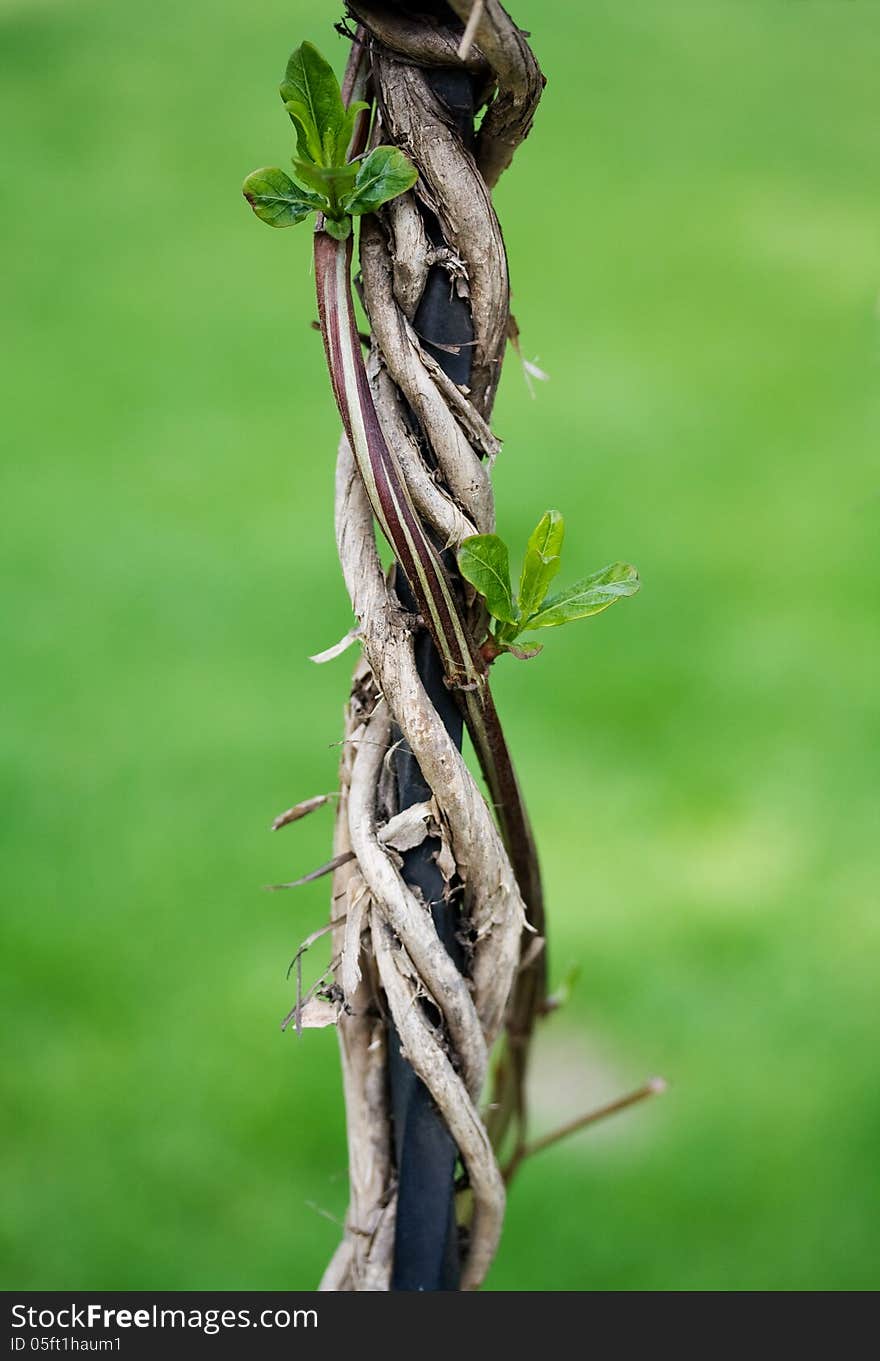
{"left": 388, "top": 62, "right": 478, "bottom": 1291}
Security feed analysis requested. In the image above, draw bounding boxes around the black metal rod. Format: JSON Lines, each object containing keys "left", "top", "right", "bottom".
{"left": 387, "top": 63, "right": 477, "bottom": 1293}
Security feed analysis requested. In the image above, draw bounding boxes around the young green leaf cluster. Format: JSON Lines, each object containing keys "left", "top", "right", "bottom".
{"left": 457, "top": 511, "right": 640, "bottom": 661}
{"left": 242, "top": 42, "right": 418, "bottom": 241}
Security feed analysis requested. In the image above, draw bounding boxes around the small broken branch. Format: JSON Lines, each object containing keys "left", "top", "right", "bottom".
{"left": 504, "top": 1077, "right": 668, "bottom": 1183}
{"left": 264, "top": 851, "right": 355, "bottom": 891}
{"left": 271, "top": 793, "right": 334, "bottom": 831}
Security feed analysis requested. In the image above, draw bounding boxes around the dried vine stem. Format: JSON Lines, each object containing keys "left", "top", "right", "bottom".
{"left": 318, "top": 6, "right": 545, "bottom": 1290}
{"left": 445, "top": 0, "right": 545, "bottom": 188}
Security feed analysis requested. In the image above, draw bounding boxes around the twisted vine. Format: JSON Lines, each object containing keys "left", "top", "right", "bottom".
{"left": 243, "top": 4, "right": 656, "bottom": 1291}
{"left": 315, "top": 4, "right": 547, "bottom": 1291}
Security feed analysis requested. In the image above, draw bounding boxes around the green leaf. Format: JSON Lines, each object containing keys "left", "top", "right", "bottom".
{"left": 334, "top": 100, "right": 369, "bottom": 165}
{"left": 279, "top": 42, "right": 345, "bottom": 167}
{"left": 242, "top": 168, "right": 326, "bottom": 227}
{"left": 503, "top": 640, "right": 543, "bottom": 660}
{"left": 518, "top": 509, "right": 565, "bottom": 621}
{"left": 283, "top": 99, "right": 323, "bottom": 165}
{"left": 457, "top": 534, "right": 518, "bottom": 626}
{"left": 293, "top": 158, "right": 357, "bottom": 200}
{"left": 341, "top": 146, "right": 418, "bottom": 217}
{"left": 323, "top": 215, "right": 351, "bottom": 241}
{"left": 525, "top": 562, "right": 640, "bottom": 629}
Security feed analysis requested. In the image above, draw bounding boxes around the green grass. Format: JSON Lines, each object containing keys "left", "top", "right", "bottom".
{"left": 2, "top": 0, "right": 878, "bottom": 1291}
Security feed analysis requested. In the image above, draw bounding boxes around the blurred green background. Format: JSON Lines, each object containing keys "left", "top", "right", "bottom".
{"left": 2, "top": 0, "right": 878, "bottom": 1291}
